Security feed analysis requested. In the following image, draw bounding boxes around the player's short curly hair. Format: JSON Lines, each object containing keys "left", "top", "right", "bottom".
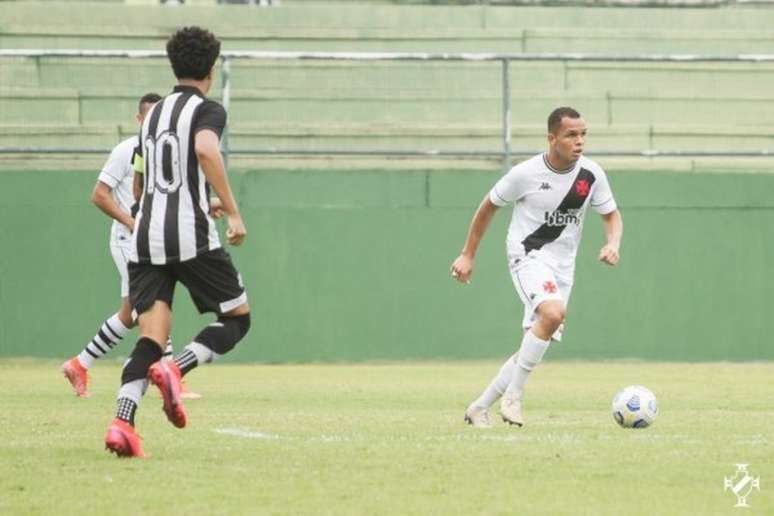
{"left": 166, "top": 26, "right": 221, "bottom": 81}
{"left": 138, "top": 92, "right": 161, "bottom": 114}
{"left": 547, "top": 107, "right": 581, "bottom": 134}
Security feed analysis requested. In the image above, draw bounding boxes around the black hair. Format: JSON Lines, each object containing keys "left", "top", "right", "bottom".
{"left": 166, "top": 26, "right": 221, "bottom": 81}
{"left": 547, "top": 107, "right": 581, "bottom": 134}
{"left": 138, "top": 92, "right": 162, "bottom": 114}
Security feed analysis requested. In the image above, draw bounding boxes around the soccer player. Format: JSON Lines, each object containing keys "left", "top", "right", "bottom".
{"left": 104, "top": 26, "right": 250, "bottom": 457}
{"left": 61, "top": 93, "right": 164, "bottom": 398}
{"left": 450, "top": 107, "right": 623, "bottom": 428}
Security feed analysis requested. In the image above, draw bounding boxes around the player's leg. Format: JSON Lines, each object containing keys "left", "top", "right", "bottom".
{"left": 464, "top": 255, "right": 545, "bottom": 427}
{"left": 465, "top": 352, "right": 516, "bottom": 428}
{"left": 504, "top": 271, "right": 571, "bottom": 406}
{"left": 175, "top": 249, "right": 249, "bottom": 377}
{"left": 172, "top": 301, "right": 250, "bottom": 377}
{"left": 499, "top": 257, "right": 564, "bottom": 426}
{"left": 148, "top": 250, "right": 249, "bottom": 428}
{"left": 151, "top": 249, "right": 250, "bottom": 410}
{"left": 105, "top": 263, "right": 175, "bottom": 457}
{"left": 63, "top": 245, "right": 136, "bottom": 397}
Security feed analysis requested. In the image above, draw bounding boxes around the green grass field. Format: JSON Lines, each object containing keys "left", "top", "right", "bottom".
{"left": 1, "top": 359, "right": 771, "bottom": 515}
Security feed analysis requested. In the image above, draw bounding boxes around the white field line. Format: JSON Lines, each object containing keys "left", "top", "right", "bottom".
{"left": 213, "top": 428, "right": 766, "bottom": 446}
{"left": 214, "top": 428, "right": 281, "bottom": 440}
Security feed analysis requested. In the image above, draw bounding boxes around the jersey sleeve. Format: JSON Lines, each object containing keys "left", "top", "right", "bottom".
{"left": 193, "top": 101, "right": 227, "bottom": 138}
{"left": 590, "top": 168, "right": 618, "bottom": 214}
{"left": 489, "top": 165, "right": 529, "bottom": 207}
{"left": 97, "top": 142, "right": 131, "bottom": 188}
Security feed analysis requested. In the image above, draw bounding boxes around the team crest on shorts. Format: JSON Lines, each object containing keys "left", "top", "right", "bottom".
{"left": 543, "top": 281, "right": 558, "bottom": 294}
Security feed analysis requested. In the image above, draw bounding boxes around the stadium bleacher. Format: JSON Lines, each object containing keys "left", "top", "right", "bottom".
{"left": 3, "top": 1, "right": 774, "bottom": 170}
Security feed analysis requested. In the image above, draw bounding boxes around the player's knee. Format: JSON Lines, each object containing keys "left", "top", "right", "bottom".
{"left": 195, "top": 313, "right": 251, "bottom": 356}
{"left": 227, "top": 312, "right": 251, "bottom": 343}
{"left": 539, "top": 304, "right": 565, "bottom": 332}
{"left": 121, "top": 337, "right": 163, "bottom": 384}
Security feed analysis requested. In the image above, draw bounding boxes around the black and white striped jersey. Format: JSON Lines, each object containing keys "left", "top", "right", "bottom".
{"left": 131, "top": 85, "right": 227, "bottom": 264}
{"left": 489, "top": 153, "right": 617, "bottom": 270}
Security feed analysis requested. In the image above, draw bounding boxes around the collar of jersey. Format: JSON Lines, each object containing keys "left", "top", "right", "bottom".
{"left": 173, "top": 85, "right": 205, "bottom": 97}
{"left": 542, "top": 153, "right": 578, "bottom": 175}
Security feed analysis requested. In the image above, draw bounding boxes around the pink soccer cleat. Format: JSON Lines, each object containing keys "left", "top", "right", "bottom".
{"left": 104, "top": 418, "right": 145, "bottom": 458}
{"left": 148, "top": 361, "right": 187, "bottom": 428}
{"left": 62, "top": 357, "right": 90, "bottom": 398}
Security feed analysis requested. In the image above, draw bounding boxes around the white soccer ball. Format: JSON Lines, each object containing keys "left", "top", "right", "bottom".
{"left": 611, "top": 385, "right": 658, "bottom": 428}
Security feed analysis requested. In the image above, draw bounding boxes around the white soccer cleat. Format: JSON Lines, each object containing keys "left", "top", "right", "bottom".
{"left": 500, "top": 395, "right": 524, "bottom": 427}
{"left": 464, "top": 404, "right": 492, "bottom": 429}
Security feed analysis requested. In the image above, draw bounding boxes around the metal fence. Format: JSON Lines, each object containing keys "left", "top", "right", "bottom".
{"left": 4, "top": 49, "right": 774, "bottom": 170}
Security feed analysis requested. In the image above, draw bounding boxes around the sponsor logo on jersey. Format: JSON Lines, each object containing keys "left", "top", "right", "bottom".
{"left": 539, "top": 182, "right": 552, "bottom": 191}
{"left": 543, "top": 209, "right": 581, "bottom": 227}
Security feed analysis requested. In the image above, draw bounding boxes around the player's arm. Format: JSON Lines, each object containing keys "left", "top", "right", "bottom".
{"left": 450, "top": 195, "right": 499, "bottom": 284}
{"left": 133, "top": 172, "right": 143, "bottom": 202}
{"left": 91, "top": 181, "right": 134, "bottom": 231}
{"left": 209, "top": 196, "right": 225, "bottom": 219}
{"left": 598, "top": 209, "right": 623, "bottom": 266}
{"left": 195, "top": 129, "right": 245, "bottom": 246}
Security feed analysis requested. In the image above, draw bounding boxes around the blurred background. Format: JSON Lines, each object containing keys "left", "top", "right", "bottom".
{"left": 1, "top": 0, "right": 772, "bottom": 362}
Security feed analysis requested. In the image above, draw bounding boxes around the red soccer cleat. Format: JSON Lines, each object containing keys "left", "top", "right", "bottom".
{"left": 62, "top": 357, "right": 90, "bottom": 398}
{"left": 104, "top": 418, "right": 145, "bottom": 458}
{"left": 148, "top": 361, "right": 187, "bottom": 428}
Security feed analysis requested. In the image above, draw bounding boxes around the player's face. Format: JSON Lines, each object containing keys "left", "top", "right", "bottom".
{"left": 549, "top": 117, "right": 587, "bottom": 165}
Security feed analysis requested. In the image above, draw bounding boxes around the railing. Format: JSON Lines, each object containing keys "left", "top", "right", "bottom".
{"left": 4, "top": 49, "right": 774, "bottom": 170}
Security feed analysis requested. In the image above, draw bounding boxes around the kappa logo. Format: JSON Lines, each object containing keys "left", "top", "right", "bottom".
{"left": 542, "top": 281, "right": 558, "bottom": 294}
{"left": 539, "top": 182, "right": 552, "bottom": 191}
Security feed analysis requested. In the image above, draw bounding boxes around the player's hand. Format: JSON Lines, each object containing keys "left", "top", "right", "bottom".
{"left": 210, "top": 197, "right": 225, "bottom": 219}
{"left": 226, "top": 214, "right": 247, "bottom": 246}
{"left": 450, "top": 254, "right": 474, "bottom": 284}
{"left": 599, "top": 244, "right": 620, "bottom": 266}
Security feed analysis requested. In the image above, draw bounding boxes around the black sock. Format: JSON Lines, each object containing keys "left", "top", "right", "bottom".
{"left": 175, "top": 349, "right": 198, "bottom": 376}
{"left": 121, "top": 337, "right": 164, "bottom": 384}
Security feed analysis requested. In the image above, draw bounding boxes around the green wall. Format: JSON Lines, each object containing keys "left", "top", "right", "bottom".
{"left": 0, "top": 168, "right": 771, "bottom": 361}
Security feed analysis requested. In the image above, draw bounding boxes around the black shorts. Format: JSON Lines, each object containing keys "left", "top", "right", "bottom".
{"left": 129, "top": 248, "right": 247, "bottom": 316}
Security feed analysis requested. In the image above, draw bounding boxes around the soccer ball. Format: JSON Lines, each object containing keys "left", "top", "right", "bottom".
{"left": 611, "top": 385, "right": 658, "bottom": 428}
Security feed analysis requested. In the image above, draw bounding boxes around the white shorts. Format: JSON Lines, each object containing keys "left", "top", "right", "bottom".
{"left": 110, "top": 242, "right": 131, "bottom": 298}
{"left": 508, "top": 253, "right": 574, "bottom": 341}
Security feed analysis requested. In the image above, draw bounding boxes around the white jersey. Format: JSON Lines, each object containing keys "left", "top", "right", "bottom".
{"left": 489, "top": 153, "right": 617, "bottom": 271}
{"left": 97, "top": 136, "right": 138, "bottom": 247}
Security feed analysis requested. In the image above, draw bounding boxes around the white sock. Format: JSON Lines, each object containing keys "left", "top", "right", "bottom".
{"left": 471, "top": 353, "right": 517, "bottom": 409}
{"left": 504, "top": 331, "right": 550, "bottom": 399}
{"left": 77, "top": 313, "right": 131, "bottom": 369}
{"left": 116, "top": 378, "right": 148, "bottom": 404}
{"left": 116, "top": 378, "right": 148, "bottom": 426}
